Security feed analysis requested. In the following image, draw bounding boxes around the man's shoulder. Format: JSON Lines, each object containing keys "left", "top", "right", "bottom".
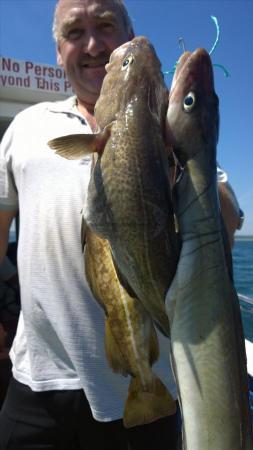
{"left": 14, "top": 97, "right": 76, "bottom": 123}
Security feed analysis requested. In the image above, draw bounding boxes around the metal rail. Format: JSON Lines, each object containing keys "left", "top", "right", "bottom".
{"left": 239, "top": 293, "right": 253, "bottom": 307}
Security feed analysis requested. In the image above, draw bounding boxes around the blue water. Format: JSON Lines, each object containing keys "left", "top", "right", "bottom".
{"left": 233, "top": 239, "right": 253, "bottom": 343}
{"left": 233, "top": 239, "right": 253, "bottom": 419}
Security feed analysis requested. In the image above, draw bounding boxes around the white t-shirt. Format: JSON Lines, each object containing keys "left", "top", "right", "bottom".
{"left": 0, "top": 97, "right": 176, "bottom": 422}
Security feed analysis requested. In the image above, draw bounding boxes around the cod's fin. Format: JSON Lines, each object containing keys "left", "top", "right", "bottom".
{"left": 123, "top": 374, "right": 176, "bottom": 428}
{"left": 48, "top": 123, "right": 113, "bottom": 159}
{"left": 104, "top": 318, "right": 130, "bottom": 376}
{"left": 48, "top": 133, "right": 99, "bottom": 158}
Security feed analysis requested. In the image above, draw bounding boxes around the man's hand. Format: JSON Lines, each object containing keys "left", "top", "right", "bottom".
{"left": 218, "top": 181, "right": 242, "bottom": 248}
{"left": 0, "top": 209, "right": 17, "bottom": 264}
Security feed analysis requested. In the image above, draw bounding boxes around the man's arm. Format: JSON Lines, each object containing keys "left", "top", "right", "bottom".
{"left": 0, "top": 209, "right": 17, "bottom": 264}
{"left": 218, "top": 181, "right": 242, "bottom": 248}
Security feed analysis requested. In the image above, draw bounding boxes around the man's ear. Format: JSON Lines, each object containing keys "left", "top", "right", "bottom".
{"left": 57, "top": 45, "right": 63, "bottom": 66}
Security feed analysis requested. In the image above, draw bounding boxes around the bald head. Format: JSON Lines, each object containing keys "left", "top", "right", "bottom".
{"left": 52, "top": 0, "right": 133, "bottom": 42}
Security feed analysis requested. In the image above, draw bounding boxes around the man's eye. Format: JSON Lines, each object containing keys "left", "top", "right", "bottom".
{"left": 100, "top": 22, "right": 115, "bottom": 32}
{"left": 67, "top": 29, "right": 83, "bottom": 40}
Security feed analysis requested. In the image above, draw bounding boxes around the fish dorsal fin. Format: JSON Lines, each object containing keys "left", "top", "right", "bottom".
{"left": 48, "top": 123, "right": 113, "bottom": 159}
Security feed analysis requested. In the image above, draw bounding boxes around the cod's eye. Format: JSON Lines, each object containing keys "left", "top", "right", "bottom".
{"left": 183, "top": 92, "right": 196, "bottom": 112}
{"left": 122, "top": 55, "right": 134, "bottom": 70}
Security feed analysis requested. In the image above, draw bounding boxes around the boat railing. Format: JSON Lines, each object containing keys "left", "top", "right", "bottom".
{"left": 238, "top": 293, "right": 253, "bottom": 307}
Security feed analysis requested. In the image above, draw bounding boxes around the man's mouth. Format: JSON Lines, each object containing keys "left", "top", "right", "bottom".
{"left": 81, "top": 61, "right": 109, "bottom": 69}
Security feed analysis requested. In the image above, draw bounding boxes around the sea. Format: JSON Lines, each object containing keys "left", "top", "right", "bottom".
{"left": 233, "top": 237, "right": 253, "bottom": 343}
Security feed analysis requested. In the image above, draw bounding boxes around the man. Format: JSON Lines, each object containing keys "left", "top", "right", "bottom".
{"left": 0, "top": 1, "right": 242, "bottom": 449}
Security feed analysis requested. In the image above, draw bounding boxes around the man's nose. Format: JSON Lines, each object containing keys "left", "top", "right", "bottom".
{"left": 83, "top": 31, "right": 104, "bottom": 57}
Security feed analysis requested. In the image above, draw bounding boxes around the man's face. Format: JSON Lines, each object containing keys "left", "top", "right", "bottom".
{"left": 56, "top": 0, "right": 132, "bottom": 105}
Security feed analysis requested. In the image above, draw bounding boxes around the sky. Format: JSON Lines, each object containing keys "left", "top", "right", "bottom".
{"left": 0, "top": 0, "right": 252, "bottom": 235}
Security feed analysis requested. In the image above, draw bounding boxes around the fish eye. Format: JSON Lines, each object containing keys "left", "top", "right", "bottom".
{"left": 183, "top": 92, "right": 196, "bottom": 112}
{"left": 122, "top": 55, "right": 134, "bottom": 70}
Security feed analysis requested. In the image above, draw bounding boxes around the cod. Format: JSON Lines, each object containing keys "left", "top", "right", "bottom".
{"left": 49, "top": 37, "right": 179, "bottom": 427}
{"left": 165, "top": 48, "right": 253, "bottom": 449}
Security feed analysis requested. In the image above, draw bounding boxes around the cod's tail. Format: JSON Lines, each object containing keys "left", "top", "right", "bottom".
{"left": 123, "top": 374, "right": 176, "bottom": 428}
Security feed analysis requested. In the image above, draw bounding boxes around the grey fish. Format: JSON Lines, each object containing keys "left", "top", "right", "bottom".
{"left": 49, "top": 36, "right": 180, "bottom": 338}
{"left": 165, "top": 48, "right": 253, "bottom": 449}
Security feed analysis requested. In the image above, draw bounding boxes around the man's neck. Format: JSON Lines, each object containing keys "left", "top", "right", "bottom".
{"left": 76, "top": 98, "right": 98, "bottom": 132}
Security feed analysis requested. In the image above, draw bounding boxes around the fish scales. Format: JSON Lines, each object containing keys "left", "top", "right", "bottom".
{"left": 165, "top": 48, "right": 253, "bottom": 449}
{"left": 87, "top": 37, "right": 180, "bottom": 337}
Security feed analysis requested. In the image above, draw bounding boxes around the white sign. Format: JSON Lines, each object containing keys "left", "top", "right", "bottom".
{"left": 0, "top": 57, "right": 73, "bottom": 95}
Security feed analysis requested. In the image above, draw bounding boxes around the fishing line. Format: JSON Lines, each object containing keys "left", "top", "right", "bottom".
{"left": 209, "top": 15, "right": 219, "bottom": 56}
{"left": 212, "top": 63, "right": 230, "bottom": 78}
{"left": 163, "top": 64, "right": 177, "bottom": 76}
{"left": 210, "top": 15, "right": 230, "bottom": 77}
{"left": 163, "top": 15, "right": 230, "bottom": 77}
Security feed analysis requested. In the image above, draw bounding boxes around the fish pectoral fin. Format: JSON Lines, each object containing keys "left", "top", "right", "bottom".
{"left": 48, "top": 134, "right": 97, "bottom": 159}
{"left": 47, "top": 133, "right": 101, "bottom": 158}
{"left": 48, "top": 122, "right": 113, "bottom": 159}
{"left": 48, "top": 133, "right": 98, "bottom": 158}
{"left": 124, "top": 375, "right": 176, "bottom": 428}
